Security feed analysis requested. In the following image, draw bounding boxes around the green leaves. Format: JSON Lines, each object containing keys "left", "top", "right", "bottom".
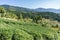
{"left": 0, "top": 6, "right": 6, "bottom": 17}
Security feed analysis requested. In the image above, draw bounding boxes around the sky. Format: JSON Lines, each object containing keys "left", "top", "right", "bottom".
{"left": 0, "top": 0, "right": 60, "bottom": 9}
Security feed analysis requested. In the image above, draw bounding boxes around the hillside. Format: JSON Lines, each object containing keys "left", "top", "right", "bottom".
{"left": 0, "top": 5, "right": 60, "bottom": 22}
{"left": 0, "top": 5, "right": 60, "bottom": 40}
{"left": 0, "top": 5, "right": 35, "bottom": 13}
{"left": 0, "top": 18, "right": 59, "bottom": 40}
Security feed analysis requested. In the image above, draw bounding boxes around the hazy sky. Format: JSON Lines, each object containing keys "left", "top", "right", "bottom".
{"left": 0, "top": 0, "right": 60, "bottom": 9}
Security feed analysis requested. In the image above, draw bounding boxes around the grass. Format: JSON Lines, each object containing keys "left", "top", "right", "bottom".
{"left": 0, "top": 18, "right": 59, "bottom": 40}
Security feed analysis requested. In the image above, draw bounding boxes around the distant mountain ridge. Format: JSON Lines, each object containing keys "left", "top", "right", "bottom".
{"left": 0, "top": 5, "right": 60, "bottom": 13}
{"left": 0, "top": 5, "right": 34, "bottom": 12}
{"left": 34, "top": 8, "right": 60, "bottom": 13}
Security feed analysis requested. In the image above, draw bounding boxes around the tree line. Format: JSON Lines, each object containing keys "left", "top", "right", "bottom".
{"left": 0, "top": 7, "right": 60, "bottom": 23}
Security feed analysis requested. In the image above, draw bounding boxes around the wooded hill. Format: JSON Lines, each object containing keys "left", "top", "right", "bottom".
{"left": 0, "top": 5, "right": 60, "bottom": 23}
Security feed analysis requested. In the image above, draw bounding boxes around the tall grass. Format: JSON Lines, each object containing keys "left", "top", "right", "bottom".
{"left": 0, "top": 18, "right": 58, "bottom": 40}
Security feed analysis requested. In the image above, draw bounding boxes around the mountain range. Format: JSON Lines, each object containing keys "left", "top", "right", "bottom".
{"left": 34, "top": 8, "right": 60, "bottom": 13}
{"left": 0, "top": 5, "right": 60, "bottom": 13}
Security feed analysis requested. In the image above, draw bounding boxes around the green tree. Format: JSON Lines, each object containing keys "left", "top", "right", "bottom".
{"left": 0, "top": 7, "right": 6, "bottom": 17}
{"left": 19, "top": 12, "right": 23, "bottom": 19}
{"left": 32, "top": 15, "right": 42, "bottom": 23}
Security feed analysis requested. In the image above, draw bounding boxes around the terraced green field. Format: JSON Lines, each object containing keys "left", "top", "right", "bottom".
{"left": 0, "top": 18, "right": 59, "bottom": 40}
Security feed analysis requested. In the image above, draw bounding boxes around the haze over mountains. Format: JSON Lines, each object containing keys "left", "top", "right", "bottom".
{"left": 0, "top": 5, "right": 60, "bottom": 13}
{"left": 34, "top": 8, "right": 60, "bottom": 13}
